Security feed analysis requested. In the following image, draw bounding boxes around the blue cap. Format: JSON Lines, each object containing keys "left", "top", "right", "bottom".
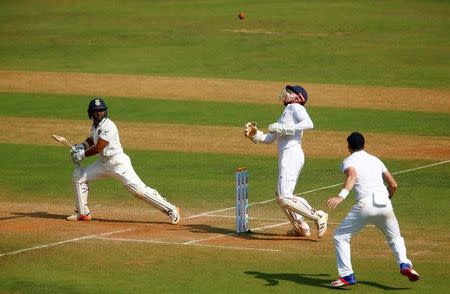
{"left": 286, "top": 85, "right": 308, "bottom": 104}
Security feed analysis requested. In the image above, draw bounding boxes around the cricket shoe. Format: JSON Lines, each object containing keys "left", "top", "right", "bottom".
{"left": 330, "top": 274, "right": 357, "bottom": 287}
{"left": 66, "top": 212, "right": 92, "bottom": 221}
{"left": 400, "top": 263, "right": 420, "bottom": 281}
{"left": 287, "top": 221, "right": 311, "bottom": 237}
{"left": 168, "top": 207, "right": 180, "bottom": 225}
{"left": 315, "top": 210, "right": 328, "bottom": 238}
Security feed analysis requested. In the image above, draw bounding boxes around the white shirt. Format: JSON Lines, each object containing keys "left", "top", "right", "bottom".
{"left": 262, "top": 103, "right": 314, "bottom": 151}
{"left": 90, "top": 118, "right": 124, "bottom": 162}
{"left": 341, "top": 150, "right": 389, "bottom": 201}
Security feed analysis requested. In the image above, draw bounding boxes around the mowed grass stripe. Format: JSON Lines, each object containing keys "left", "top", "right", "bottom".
{"left": 1, "top": 70, "right": 449, "bottom": 113}
{"left": 1, "top": 116, "right": 448, "bottom": 160}
{"left": 1, "top": 93, "right": 449, "bottom": 137}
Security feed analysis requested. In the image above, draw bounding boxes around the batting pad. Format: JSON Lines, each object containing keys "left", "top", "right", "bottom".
{"left": 278, "top": 196, "right": 320, "bottom": 221}
{"left": 125, "top": 184, "right": 176, "bottom": 214}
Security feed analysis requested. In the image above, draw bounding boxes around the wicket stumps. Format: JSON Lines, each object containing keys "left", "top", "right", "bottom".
{"left": 235, "top": 168, "right": 250, "bottom": 233}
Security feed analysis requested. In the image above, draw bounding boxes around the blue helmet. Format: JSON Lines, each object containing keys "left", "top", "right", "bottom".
{"left": 87, "top": 98, "right": 108, "bottom": 119}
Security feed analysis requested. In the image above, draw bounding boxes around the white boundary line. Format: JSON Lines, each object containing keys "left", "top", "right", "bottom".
{"left": 187, "top": 160, "right": 450, "bottom": 219}
{"left": 0, "top": 228, "right": 134, "bottom": 257}
{"left": 1, "top": 160, "right": 447, "bottom": 257}
{"left": 96, "top": 237, "right": 281, "bottom": 252}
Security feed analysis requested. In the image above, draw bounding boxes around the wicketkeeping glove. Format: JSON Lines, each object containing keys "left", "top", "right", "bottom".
{"left": 244, "top": 121, "right": 258, "bottom": 139}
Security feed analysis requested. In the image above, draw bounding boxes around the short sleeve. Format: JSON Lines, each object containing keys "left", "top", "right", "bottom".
{"left": 98, "top": 122, "right": 115, "bottom": 142}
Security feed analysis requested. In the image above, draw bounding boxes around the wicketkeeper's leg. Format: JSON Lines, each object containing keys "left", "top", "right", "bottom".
{"left": 276, "top": 198, "right": 310, "bottom": 236}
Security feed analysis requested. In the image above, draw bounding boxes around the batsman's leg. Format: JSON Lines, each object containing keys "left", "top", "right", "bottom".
{"left": 108, "top": 154, "right": 180, "bottom": 224}
{"left": 125, "top": 183, "right": 180, "bottom": 224}
{"left": 69, "top": 165, "right": 91, "bottom": 221}
{"left": 68, "top": 160, "right": 106, "bottom": 221}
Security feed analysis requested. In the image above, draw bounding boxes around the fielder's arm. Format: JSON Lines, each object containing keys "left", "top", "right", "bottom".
{"left": 327, "top": 167, "right": 357, "bottom": 209}
{"left": 382, "top": 171, "right": 398, "bottom": 199}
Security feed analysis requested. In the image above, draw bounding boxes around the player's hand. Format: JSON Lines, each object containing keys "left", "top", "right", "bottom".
{"left": 244, "top": 121, "right": 258, "bottom": 139}
{"left": 72, "top": 143, "right": 86, "bottom": 151}
{"left": 71, "top": 148, "right": 85, "bottom": 164}
{"left": 327, "top": 196, "right": 344, "bottom": 209}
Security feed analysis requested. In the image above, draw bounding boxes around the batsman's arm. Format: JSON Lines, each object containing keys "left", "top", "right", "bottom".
{"left": 82, "top": 137, "right": 94, "bottom": 149}
{"left": 85, "top": 138, "right": 108, "bottom": 157}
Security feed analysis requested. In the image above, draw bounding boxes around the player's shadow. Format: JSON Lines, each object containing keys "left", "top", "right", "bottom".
{"left": 245, "top": 271, "right": 411, "bottom": 290}
{"left": 184, "top": 224, "right": 316, "bottom": 241}
{"left": 8, "top": 211, "right": 67, "bottom": 220}
{"left": 245, "top": 271, "right": 331, "bottom": 289}
{"left": 9, "top": 211, "right": 166, "bottom": 225}
{"left": 184, "top": 223, "right": 236, "bottom": 235}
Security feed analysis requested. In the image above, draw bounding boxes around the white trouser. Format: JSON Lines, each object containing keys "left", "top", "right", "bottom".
{"left": 72, "top": 153, "right": 176, "bottom": 215}
{"left": 276, "top": 147, "right": 317, "bottom": 222}
{"left": 333, "top": 196, "right": 412, "bottom": 277}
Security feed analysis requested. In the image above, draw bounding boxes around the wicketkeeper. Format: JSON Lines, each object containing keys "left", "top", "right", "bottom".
{"left": 68, "top": 98, "right": 180, "bottom": 224}
{"left": 244, "top": 85, "right": 328, "bottom": 238}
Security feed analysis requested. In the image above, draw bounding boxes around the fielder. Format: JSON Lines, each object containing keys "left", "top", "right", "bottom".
{"left": 244, "top": 85, "right": 328, "bottom": 238}
{"left": 68, "top": 98, "right": 180, "bottom": 224}
{"left": 327, "top": 132, "right": 420, "bottom": 287}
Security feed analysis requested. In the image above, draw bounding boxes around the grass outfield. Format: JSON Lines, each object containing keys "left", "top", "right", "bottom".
{"left": 1, "top": 0, "right": 449, "bottom": 293}
{"left": 0, "top": 0, "right": 449, "bottom": 88}
{"left": 1, "top": 93, "right": 449, "bottom": 136}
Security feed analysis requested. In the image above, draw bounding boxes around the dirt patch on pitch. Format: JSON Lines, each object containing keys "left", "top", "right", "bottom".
{"left": 1, "top": 116, "right": 449, "bottom": 160}
{"left": 1, "top": 201, "right": 448, "bottom": 262}
{"left": 1, "top": 70, "right": 449, "bottom": 113}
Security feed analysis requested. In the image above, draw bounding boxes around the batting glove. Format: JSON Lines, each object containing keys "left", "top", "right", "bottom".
{"left": 71, "top": 148, "right": 85, "bottom": 164}
{"left": 72, "top": 143, "right": 86, "bottom": 151}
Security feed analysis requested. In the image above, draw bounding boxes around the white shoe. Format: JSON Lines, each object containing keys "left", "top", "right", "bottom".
{"left": 66, "top": 212, "right": 92, "bottom": 221}
{"left": 315, "top": 210, "right": 328, "bottom": 238}
{"left": 168, "top": 207, "right": 180, "bottom": 225}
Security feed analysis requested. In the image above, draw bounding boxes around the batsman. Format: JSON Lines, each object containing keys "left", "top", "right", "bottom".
{"left": 244, "top": 85, "right": 328, "bottom": 238}
{"left": 67, "top": 98, "right": 180, "bottom": 224}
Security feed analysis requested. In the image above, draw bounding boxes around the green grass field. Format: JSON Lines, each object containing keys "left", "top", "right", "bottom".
{"left": 0, "top": 0, "right": 449, "bottom": 293}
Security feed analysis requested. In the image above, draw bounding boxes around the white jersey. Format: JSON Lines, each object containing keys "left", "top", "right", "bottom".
{"left": 341, "top": 150, "right": 389, "bottom": 201}
{"left": 90, "top": 117, "right": 124, "bottom": 162}
{"left": 262, "top": 103, "right": 314, "bottom": 151}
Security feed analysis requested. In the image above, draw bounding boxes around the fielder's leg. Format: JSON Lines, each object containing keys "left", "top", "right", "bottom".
{"left": 332, "top": 205, "right": 367, "bottom": 279}
{"left": 374, "top": 208, "right": 419, "bottom": 281}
